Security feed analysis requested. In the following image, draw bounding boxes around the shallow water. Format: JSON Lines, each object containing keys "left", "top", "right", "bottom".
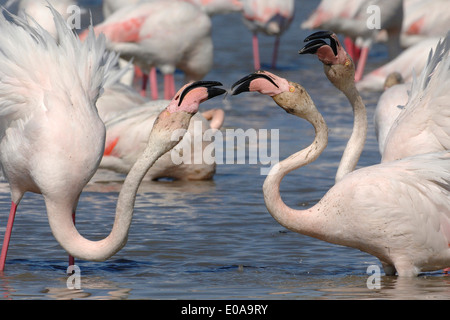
{"left": 0, "top": 0, "right": 449, "bottom": 301}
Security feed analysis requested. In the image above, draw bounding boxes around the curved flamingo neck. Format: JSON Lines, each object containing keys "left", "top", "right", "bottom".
{"left": 45, "top": 141, "right": 164, "bottom": 261}
{"left": 335, "top": 82, "right": 367, "bottom": 183}
{"left": 262, "top": 98, "right": 329, "bottom": 237}
{"left": 44, "top": 111, "right": 190, "bottom": 262}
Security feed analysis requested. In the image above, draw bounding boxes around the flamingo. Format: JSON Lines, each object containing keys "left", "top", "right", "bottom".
{"left": 83, "top": 0, "right": 213, "bottom": 100}
{"left": 96, "top": 72, "right": 225, "bottom": 181}
{"left": 0, "top": 7, "right": 226, "bottom": 270}
{"left": 301, "top": 0, "right": 404, "bottom": 81}
{"left": 231, "top": 70, "right": 450, "bottom": 277}
{"left": 381, "top": 32, "right": 450, "bottom": 163}
{"left": 241, "top": 0, "right": 295, "bottom": 70}
{"left": 97, "top": 83, "right": 225, "bottom": 181}
{"left": 402, "top": 0, "right": 450, "bottom": 47}
{"left": 299, "top": 31, "right": 367, "bottom": 183}
{"left": 356, "top": 36, "right": 443, "bottom": 91}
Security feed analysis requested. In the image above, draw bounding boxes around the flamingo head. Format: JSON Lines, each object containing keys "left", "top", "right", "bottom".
{"left": 231, "top": 70, "right": 316, "bottom": 119}
{"left": 150, "top": 81, "right": 226, "bottom": 153}
{"left": 299, "top": 31, "right": 355, "bottom": 90}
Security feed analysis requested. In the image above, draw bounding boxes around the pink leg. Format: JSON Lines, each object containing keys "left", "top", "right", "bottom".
{"left": 271, "top": 36, "right": 280, "bottom": 69}
{"left": 140, "top": 73, "right": 149, "bottom": 97}
{"left": 164, "top": 74, "right": 175, "bottom": 100}
{"left": 150, "top": 67, "right": 158, "bottom": 100}
{"left": 252, "top": 33, "right": 260, "bottom": 70}
{"left": 354, "top": 46, "right": 369, "bottom": 82}
{"left": 344, "top": 37, "right": 361, "bottom": 63}
{"left": 68, "top": 212, "right": 75, "bottom": 266}
{"left": 0, "top": 202, "right": 18, "bottom": 272}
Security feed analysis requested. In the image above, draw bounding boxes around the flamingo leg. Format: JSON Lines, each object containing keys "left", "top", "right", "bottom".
{"left": 140, "top": 73, "right": 149, "bottom": 97}
{"left": 354, "top": 46, "right": 369, "bottom": 82}
{"left": 68, "top": 212, "right": 75, "bottom": 266}
{"left": 0, "top": 202, "right": 18, "bottom": 271}
{"left": 271, "top": 35, "right": 280, "bottom": 69}
{"left": 164, "top": 73, "right": 175, "bottom": 100}
{"left": 149, "top": 67, "right": 158, "bottom": 100}
{"left": 252, "top": 33, "right": 261, "bottom": 70}
{"left": 344, "top": 37, "right": 361, "bottom": 63}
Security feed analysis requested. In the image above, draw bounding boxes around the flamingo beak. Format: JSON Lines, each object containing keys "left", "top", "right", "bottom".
{"left": 178, "top": 81, "right": 226, "bottom": 106}
{"left": 299, "top": 30, "right": 339, "bottom": 56}
{"left": 231, "top": 72, "right": 279, "bottom": 95}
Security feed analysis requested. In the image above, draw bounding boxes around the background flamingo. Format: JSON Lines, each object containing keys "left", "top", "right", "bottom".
{"left": 0, "top": 7, "right": 226, "bottom": 270}
{"left": 402, "top": 0, "right": 450, "bottom": 47}
{"left": 356, "top": 36, "right": 443, "bottom": 91}
{"left": 231, "top": 70, "right": 450, "bottom": 277}
{"left": 241, "top": 0, "right": 294, "bottom": 70}
{"left": 381, "top": 32, "right": 450, "bottom": 163}
{"left": 83, "top": 0, "right": 213, "bottom": 100}
{"left": 302, "top": 0, "right": 404, "bottom": 81}
{"left": 97, "top": 81, "right": 225, "bottom": 181}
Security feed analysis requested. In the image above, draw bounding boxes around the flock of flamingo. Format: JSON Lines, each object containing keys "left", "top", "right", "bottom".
{"left": 0, "top": 0, "right": 448, "bottom": 278}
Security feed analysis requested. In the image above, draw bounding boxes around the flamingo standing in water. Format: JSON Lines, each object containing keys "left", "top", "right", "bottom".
{"left": 241, "top": 0, "right": 295, "bottom": 70}
{"left": 0, "top": 7, "right": 226, "bottom": 271}
{"left": 84, "top": 0, "right": 213, "bottom": 100}
{"left": 231, "top": 69, "right": 450, "bottom": 276}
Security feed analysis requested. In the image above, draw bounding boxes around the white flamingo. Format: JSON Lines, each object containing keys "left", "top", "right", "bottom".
{"left": 241, "top": 0, "right": 295, "bottom": 70}
{"left": 83, "top": 0, "right": 213, "bottom": 100}
{"left": 231, "top": 70, "right": 450, "bottom": 277}
{"left": 0, "top": 7, "right": 226, "bottom": 270}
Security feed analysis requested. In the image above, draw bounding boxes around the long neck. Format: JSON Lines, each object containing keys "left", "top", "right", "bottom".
{"left": 262, "top": 105, "right": 329, "bottom": 238}
{"left": 335, "top": 83, "right": 367, "bottom": 183}
{"left": 45, "top": 132, "right": 175, "bottom": 262}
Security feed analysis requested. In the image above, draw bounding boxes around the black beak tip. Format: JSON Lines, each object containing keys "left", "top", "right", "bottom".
{"left": 303, "top": 30, "right": 334, "bottom": 42}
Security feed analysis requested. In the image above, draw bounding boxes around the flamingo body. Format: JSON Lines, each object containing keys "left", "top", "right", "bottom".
{"left": 100, "top": 101, "right": 219, "bottom": 181}
{"left": 88, "top": 1, "right": 213, "bottom": 100}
